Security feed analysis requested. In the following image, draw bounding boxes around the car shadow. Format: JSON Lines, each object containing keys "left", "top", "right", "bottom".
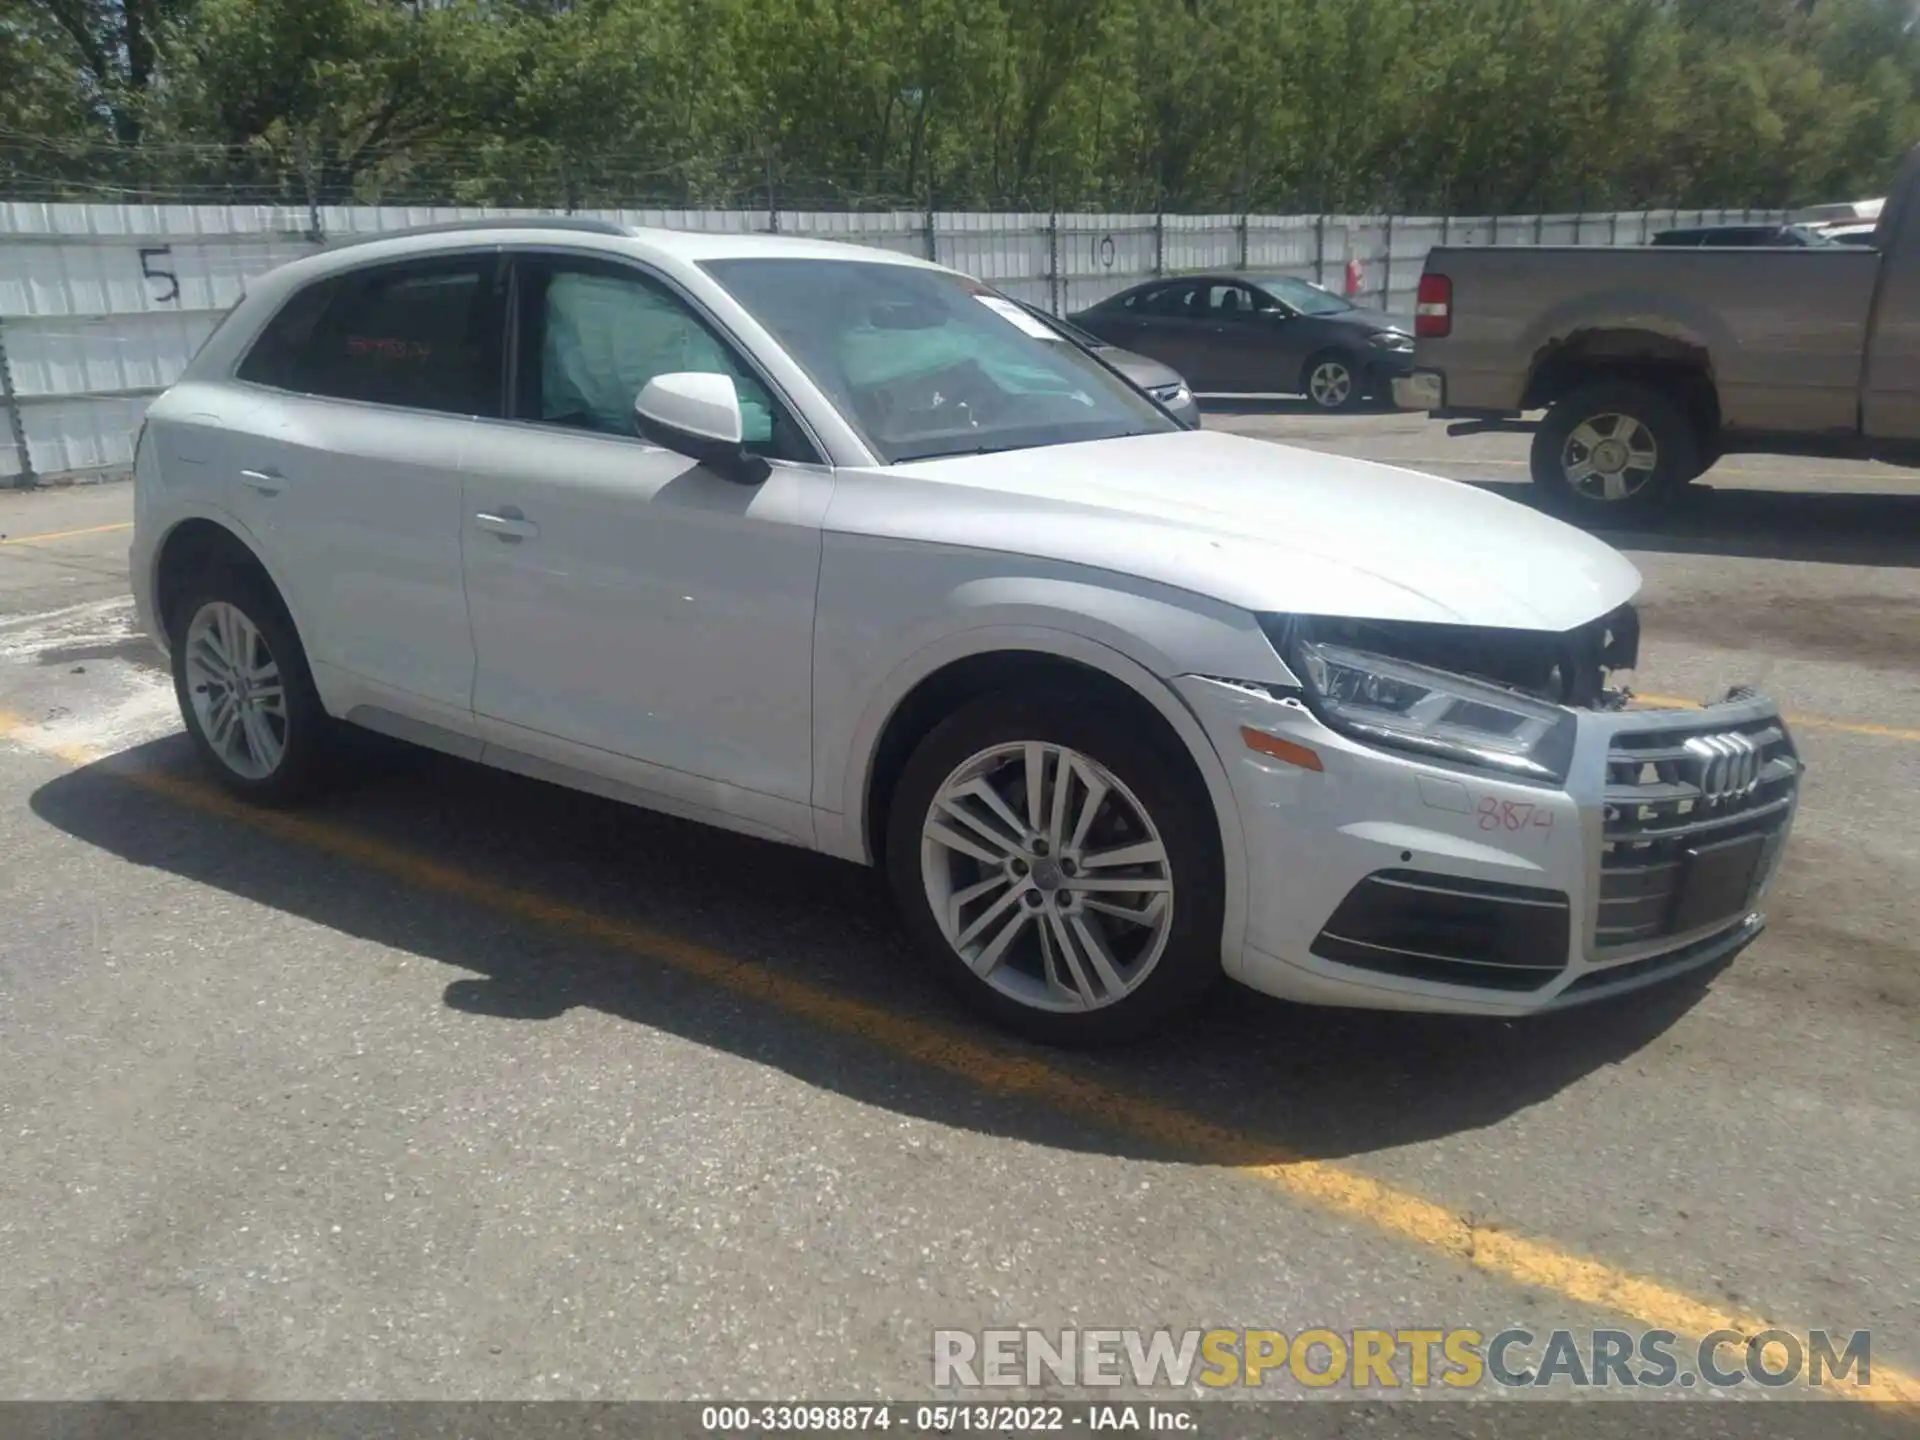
{"left": 1468, "top": 478, "right": 1920, "bottom": 567}
{"left": 29, "top": 735, "right": 1719, "bottom": 1169}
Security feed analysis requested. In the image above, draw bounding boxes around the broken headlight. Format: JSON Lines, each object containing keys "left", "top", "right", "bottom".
{"left": 1261, "top": 616, "right": 1579, "bottom": 784}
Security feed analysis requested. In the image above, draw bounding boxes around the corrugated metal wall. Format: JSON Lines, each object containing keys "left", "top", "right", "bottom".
{"left": 0, "top": 200, "right": 1780, "bottom": 486}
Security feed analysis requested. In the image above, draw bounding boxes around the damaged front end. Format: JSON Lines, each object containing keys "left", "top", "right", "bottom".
{"left": 1265, "top": 603, "right": 1641, "bottom": 710}
{"left": 1221, "top": 602, "right": 1801, "bottom": 1012}
{"left": 1255, "top": 604, "right": 1643, "bottom": 784}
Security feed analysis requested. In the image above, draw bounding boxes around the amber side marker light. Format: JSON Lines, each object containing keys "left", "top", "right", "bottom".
{"left": 1240, "top": 726, "right": 1324, "bottom": 771}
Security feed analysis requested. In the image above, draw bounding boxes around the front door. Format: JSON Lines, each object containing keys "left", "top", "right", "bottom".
{"left": 223, "top": 251, "right": 505, "bottom": 731}
{"left": 1195, "top": 281, "right": 1298, "bottom": 392}
{"left": 459, "top": 252, "right": 832, "bottom": 840}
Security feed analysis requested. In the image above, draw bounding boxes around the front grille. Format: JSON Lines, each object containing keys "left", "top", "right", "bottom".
{"left": 1596, "top": 716, "right": 1800, "bottom": 950}
{"left": 1311, "top": 869, "right": 1571, "bottom": 992}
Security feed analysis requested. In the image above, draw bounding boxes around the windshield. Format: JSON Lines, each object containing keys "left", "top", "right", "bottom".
{"left": 1019, "top": 305, "right": 1108, "bottom": 350}
{"left": 699, "top": 259, "right": 1176, "bottom": 463}
{"left": 1247, "top": 275, "right": 1354, "bottom": 316}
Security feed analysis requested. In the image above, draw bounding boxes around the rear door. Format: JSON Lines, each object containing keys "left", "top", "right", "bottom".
{"left": 224, "top": 251, "right": 505, "bottom": 733}
{"left": 1112, "top": 281, "right": 1211, "bottom": 383}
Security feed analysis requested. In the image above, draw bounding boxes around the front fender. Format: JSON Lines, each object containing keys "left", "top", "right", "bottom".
{"left": 810, "top": 543, "right": 1281, "bottom": 974}
{"left": 822, "top": 620, "right": 1252, "bottom": 977}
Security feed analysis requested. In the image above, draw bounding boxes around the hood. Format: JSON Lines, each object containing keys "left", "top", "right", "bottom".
{"left": 1096, "top": 346, "right": 1185, "bottom": 391}
{"left": 831, "top": 429, "right": 1641, "bottom": 632}
{"left": 1323, "top": 304, "right": 1413, "bottom": 335}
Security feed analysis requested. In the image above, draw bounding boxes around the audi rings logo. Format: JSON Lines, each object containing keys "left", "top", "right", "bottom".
{"left": 1684, "top": 732, "right": 1763, "bottom": 804}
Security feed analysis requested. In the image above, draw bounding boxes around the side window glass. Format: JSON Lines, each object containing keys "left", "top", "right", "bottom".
{"left": 236, "top": 278, "right": 343, "bottom": 389}
{"left": 522, "top": 261, "right": 809, "bottom": 462}
{"left": 1206, "top": 284, "right": 1257, "bottom": 320}
{"left": 293, "top": 258, "right": 504, "bottom": 416}
{"left": 1143, "top": 284, "right": 1198, "bottom": 317}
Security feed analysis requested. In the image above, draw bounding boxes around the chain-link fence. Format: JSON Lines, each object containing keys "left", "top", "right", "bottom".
{"left": 0, "top": 198, "right": 1783, "bottom": 487}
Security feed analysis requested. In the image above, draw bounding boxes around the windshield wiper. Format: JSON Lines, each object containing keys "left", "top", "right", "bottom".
{"left": 891, "top": 439, "right": 1040, "bottom": 462}
{"left": 890, "top": 425, "right": 1162, "bottom": 464}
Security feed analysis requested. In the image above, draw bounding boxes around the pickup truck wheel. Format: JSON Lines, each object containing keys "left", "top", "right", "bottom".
{"left": 885, "top": 690, "right": 1224, "bottom": 1047}
{"left": 1531, "top": 382, "right": 1698, "bottom": 523}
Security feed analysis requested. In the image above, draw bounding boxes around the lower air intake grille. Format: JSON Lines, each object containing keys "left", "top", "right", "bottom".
{"left": 1311, "top": 869, "right": 1570, "bottom": 992}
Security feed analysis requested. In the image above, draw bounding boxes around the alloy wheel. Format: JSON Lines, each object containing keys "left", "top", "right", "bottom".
{"left": 183, "top": 600, "right": 289, "bottom": 780}
{"left": 1561, "top": 412, "right": 1659, "bottom": 502}
{"left": 1308, "top": 360, "right": 1354, "bottom": 409}
{"left": 920, "top": 741, "right": 1175, "bottom": 1014}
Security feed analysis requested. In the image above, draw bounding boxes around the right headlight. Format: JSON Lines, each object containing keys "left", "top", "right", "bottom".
{"left": 1269, "top": 623, "right": 1578, "bottom": 784}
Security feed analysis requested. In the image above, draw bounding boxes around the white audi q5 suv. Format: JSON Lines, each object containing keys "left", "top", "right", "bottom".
{"left": 130, "top": 218, "right": 1803, "bottom": 1044}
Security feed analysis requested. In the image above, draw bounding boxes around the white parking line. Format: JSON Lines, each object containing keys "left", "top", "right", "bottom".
{"left": 0, "top": 597, "right": 179, "bottom": 755}
{"left": 0, "top": 596, "right": 139, "bottom": 662}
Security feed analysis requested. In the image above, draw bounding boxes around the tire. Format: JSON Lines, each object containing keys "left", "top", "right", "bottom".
{"left": 884, "top": 688, "right": 1225, "bottom": 1047}
{"left": 169, "top": 568, "right": 333, "bottom": 805}
{"left": 1530, "top": 380, "right": 1699, "bottom": 523}
{"left": 1301, "top": 350, "right": 1364, "bottom": 412}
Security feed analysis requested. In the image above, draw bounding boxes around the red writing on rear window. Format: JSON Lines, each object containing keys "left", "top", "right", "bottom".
{"left": 344, "top": 337, "right": 433, "bottom": 360}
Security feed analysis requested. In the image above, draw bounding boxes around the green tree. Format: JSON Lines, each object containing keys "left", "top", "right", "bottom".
{"left": 8, "top": 0, "right": 1920, "bottom": 212}
{"left": 25, "top": 0, "right": 191, "bottom": 142}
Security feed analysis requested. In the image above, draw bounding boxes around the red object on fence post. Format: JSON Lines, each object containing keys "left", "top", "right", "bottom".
{"left": 1344, "top": 254, "right": 1365, "bottom": 298}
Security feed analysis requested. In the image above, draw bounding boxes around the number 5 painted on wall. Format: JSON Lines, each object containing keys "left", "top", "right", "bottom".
{"left": 139, "top": 246, "right": 179, "bottom": 305}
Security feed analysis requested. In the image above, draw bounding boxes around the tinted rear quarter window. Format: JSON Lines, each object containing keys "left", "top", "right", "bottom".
{"left": 237, "top": 255, "right": 505, "bottom": 417}
{"left": 236, "top": 278, "right": 340, "bottom": 389}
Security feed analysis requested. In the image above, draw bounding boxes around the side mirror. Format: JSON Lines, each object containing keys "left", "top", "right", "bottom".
{"left": 634, "top": 372, "right": 770, "bottom": 485}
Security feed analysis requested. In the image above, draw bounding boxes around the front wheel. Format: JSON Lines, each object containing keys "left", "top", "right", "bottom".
{"left": 1302, "top": 351, "right": 1365, "bottom": 412}
{"left": 1530, "top": 381, "right": 1699, "bottom": 523}
{"left": 885, "top": 690, "right": 1225, "bottom": 1046}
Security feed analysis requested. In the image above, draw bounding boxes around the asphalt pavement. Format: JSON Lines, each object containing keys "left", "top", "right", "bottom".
{"left": 0, "top": 416, "right": 1914, "bottom": 1428}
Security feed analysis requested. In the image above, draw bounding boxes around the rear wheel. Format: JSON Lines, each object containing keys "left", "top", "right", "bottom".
{"left": 885, "top": 690, "right": 1224, "bottom": 1046}
{"left": 170, "top": 571, "right": 332, "bottom": 804}
{"left": 1531, "top": 380, "right": 1699, "bottom": 524}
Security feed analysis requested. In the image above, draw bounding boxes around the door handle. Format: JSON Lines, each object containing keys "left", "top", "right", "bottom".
{"left": 239, "top": 468, "right": 283, "bottom": 496}
{"left": 473, "top": 511, "right": 539, "bottom": 542}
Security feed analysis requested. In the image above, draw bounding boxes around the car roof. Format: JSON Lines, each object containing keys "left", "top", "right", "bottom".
{"left": 1656, "top": 224, "right": 1783, "bottom": 237}
{"left": 313, "top": 216, "right": 944, "bottom": 271}
{"left": 1097, "top": 272, "right": 1264, "bottom": 299}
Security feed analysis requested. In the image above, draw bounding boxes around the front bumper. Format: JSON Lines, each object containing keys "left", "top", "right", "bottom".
{"left": 1176, "top": 678, "right": 1801, "bottom": 1016}
{"left": 1392, "top": 370, "right": 1445, "bottom": 412}
{"left": 1363, "top": 349, "right": 1417, "bottom": 391}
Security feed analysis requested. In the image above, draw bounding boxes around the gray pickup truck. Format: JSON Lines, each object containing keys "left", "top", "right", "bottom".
{"left": 1394, "top": 143, "right": 1920, "bottom": 521}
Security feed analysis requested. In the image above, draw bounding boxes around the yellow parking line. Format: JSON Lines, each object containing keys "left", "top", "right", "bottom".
{"left": 1637, "top": 694, "right": 1920, "bottom": 744}
{"left": 0, "top": 706, "right": 1912, "bottom": 1407}
{"left": 0, "top": 521, "right": 133, "bottom": 547}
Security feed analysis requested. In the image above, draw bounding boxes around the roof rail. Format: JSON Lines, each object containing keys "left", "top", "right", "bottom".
{"left": 323, "top": 216, "right": 634, "bottom": 248}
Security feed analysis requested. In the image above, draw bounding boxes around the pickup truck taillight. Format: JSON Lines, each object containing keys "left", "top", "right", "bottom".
{"left": 1416, "top": 274, "right": 1452, "bottom": 338}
